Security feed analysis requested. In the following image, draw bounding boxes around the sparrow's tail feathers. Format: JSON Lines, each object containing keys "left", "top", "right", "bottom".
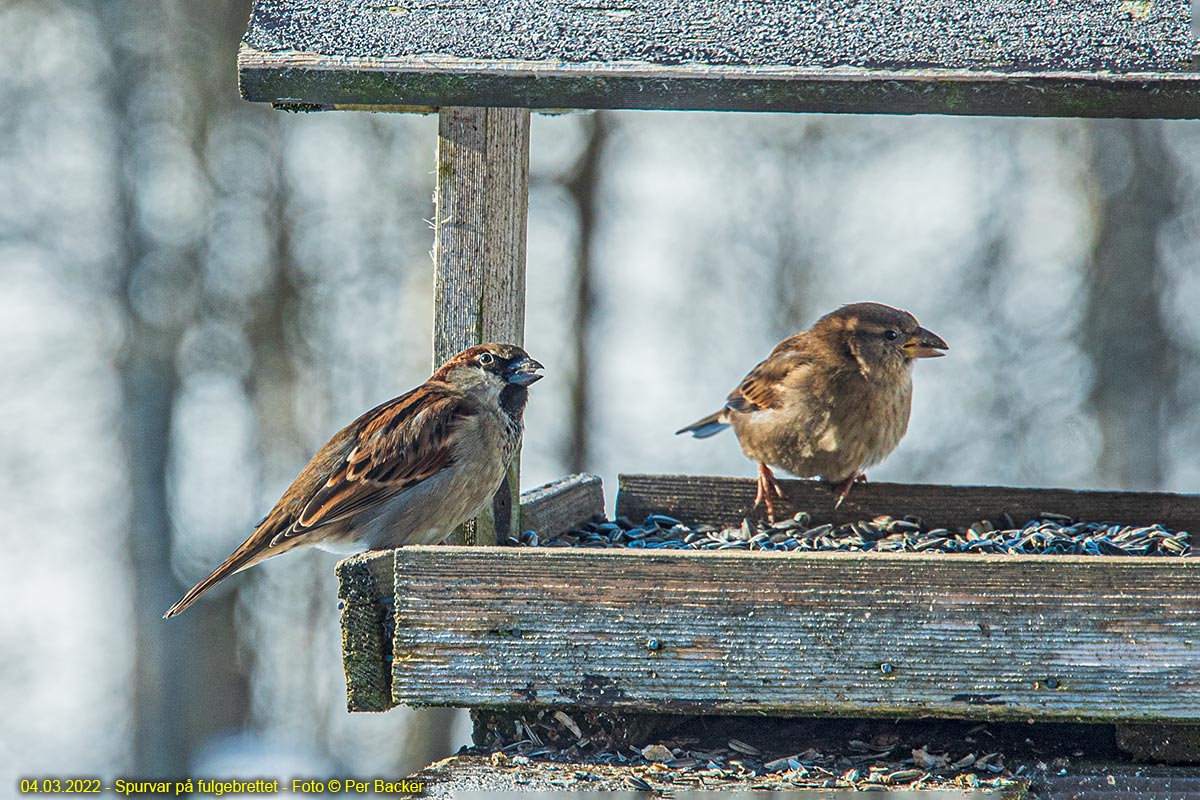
{"left": 675, "top": 411, "right": 730, "bottom": 439}
{"left": 162, "top": 538, "right": 266, "bottom": 619}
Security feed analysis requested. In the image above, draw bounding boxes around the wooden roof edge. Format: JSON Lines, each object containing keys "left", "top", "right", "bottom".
{"left": 238, "top": 44, "right": 1200, "bottom": 118}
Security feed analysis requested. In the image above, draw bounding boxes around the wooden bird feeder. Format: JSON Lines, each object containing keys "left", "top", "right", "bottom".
{"left": 240, "top": 0, "right": 1200, "bottom": 793}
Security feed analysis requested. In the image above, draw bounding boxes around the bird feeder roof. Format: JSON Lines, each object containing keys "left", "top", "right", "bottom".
{"left": 240, "top": 0, "right": 1200, "bottom": 118}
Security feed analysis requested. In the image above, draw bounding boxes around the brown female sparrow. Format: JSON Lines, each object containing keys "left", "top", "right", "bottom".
{"left": 164, "top": 343, "right": 543, "bottom": 618}
{"left": 677, "top": 302, "right": 947, "bottom": 520}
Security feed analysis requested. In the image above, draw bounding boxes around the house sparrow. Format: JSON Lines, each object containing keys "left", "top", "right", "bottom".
{"left": 164, "top": 343, "right": 543, "bottom": 618}
{"left": 677, "top": 302, "right": 947, "bottom": 519}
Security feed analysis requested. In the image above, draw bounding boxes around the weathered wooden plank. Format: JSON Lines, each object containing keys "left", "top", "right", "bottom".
{"left": 519, "top": 473, "right": 605, "bottom": 539}
{"left": 390, "top": 546, "right": 1200, "bottom": 722}
{"left": 239, "top": 49, "right": 1200, "bottom": 119}
{"left": 617, "top": 474, "right": 1200, "bottom": 531}
{"left": 336, "top": 551, "right": 395, "bottom": 712}
{"left": 1041, "top": 766, "right": 1200, "bottom": 797}
{"left": 244, "top": 1, "right": 1194, "bottom": 72}
{"left": 432, "top": 105, "right": 530, "bottom": 546}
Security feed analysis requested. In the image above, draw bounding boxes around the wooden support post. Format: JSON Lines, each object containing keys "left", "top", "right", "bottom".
{"left": 432, "top": 106, "right": 531, "bottom": 546}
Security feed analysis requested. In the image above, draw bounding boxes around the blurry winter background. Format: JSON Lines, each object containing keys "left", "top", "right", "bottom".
{"left": 4, "top": 0, "right": 1200, "bottom": 789}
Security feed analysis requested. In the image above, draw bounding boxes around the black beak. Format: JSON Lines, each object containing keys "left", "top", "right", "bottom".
{"left": 506, "top": 357, "right": 544, "bottom": 386}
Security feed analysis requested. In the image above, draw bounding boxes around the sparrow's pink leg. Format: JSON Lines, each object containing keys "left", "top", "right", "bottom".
{"left": 755, "top": 462, "right": 783, "bottom": 522}
{"left": 833, "top": 472, "right": 864, "bottom": 510}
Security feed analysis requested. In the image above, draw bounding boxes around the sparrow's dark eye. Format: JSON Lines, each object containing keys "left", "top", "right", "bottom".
{"left": 477, "top": 352, "right": 495, "bottom": 366}
{"left": 883, "top": 330, "right": 900, "bottom": 341}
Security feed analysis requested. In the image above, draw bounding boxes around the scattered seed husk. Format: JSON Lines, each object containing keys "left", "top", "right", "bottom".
{"left": 888, "top": 769, "right": 924, "bottom": 783}
{"left": 912, "top": 746, "right": 948, "bottom": 770}
{"left": 728, "top": 738, "right": 762, "bottom": 756}
{"left": 951, "top": 752, "right": 977, "bottom": 770}
{"left": 640, "top": 743, "right": 673, "bottom": 762}
{"left": 625, "top": 775, "right": 653, "bottom": 791}
{"left": 554, "top": 710, "right": 583, "bottom": 740}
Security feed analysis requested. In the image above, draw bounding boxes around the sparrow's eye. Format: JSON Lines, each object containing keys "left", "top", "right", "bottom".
{"left": 477, "top": 352, "right": 495, "bottom": 366}
{"left": 883, "top": 330, "right": 900, "bottom": 341}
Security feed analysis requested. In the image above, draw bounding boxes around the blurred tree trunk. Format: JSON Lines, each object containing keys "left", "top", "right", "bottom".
{"left": 237, "top": 33, "right": 303, "bottom": 466}
{"left": 1082, "top": 120, "right": 1179, "bottom": 490}
{"left": 105, "top": 0, "right": 250, "bottom": 774}
{"left": 765, "top": 127, "right": 821, "bottom": 339}
{"left": 766, "top": 199, "right": 814, "bottom": 339}
{"left": 563, "top": 112, "right": 609, "bottom": 472}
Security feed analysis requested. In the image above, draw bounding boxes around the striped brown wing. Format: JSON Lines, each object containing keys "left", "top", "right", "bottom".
{"left": 273, "top": 385, "right": 476, "bottom": 544}
{"left": 726, "top": 354, "right": 795, "bottom": 413}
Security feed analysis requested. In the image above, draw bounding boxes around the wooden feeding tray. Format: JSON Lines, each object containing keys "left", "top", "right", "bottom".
{"left": 338, "top": 473, "right": 1200, "bottom": 763}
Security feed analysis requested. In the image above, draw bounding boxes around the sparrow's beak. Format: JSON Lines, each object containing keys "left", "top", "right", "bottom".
{"left": 506, "top": 357, "right": 544, "bottom": 386}
{"left": 902, "top": 327, "right": 949, "bottom": 359}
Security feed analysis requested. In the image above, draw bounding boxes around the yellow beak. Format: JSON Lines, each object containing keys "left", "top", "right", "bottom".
{"left": 902, "top": 326, "right": 949, "bottom": 359}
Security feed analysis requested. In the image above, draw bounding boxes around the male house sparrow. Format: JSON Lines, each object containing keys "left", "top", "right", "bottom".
{"left": 164, "top": 343, "right": 543, "bottom": 618}
{"left": 677, "top": 302, "right": 947, "bottom": 519}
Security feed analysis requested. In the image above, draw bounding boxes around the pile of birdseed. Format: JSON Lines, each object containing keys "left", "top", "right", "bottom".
{"left": 462, "top": 713, "right": 1121, "bottom": 795}
{"left": 512, "top": 511, "right": 1191, "bottom": 556}
{"left": 478, "top": 742, "right": 1021, "bottom": 794}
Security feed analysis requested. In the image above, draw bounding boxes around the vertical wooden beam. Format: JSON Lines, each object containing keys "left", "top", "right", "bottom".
{"left": 337, "top": 553, "right": 395, "bottom": 712}
{"left": 432, "top": 106, "right": 531, "bottom": 546}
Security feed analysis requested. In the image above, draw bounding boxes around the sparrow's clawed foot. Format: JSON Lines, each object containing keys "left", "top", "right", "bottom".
{"left": 832, "top": 472, "right": 867, "bottom": 510}
{"left": 755, "top": 462, "right": 786, "bottom": 522}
